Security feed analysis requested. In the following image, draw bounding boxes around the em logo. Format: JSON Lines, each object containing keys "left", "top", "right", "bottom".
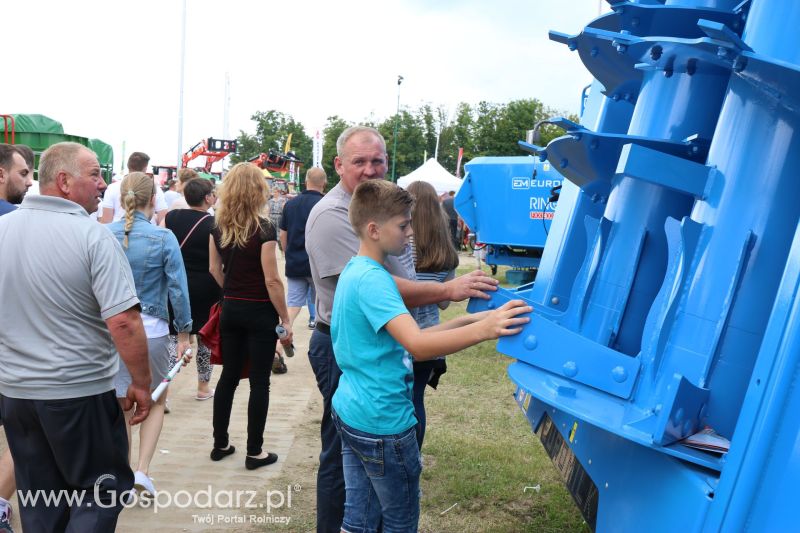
{"left": 512, "top": 177, "right": 530, "bottom": 189}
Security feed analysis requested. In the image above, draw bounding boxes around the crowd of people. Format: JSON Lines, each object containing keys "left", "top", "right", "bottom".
{"left": 0, "top": 127, "right": 530, "bottom": 532}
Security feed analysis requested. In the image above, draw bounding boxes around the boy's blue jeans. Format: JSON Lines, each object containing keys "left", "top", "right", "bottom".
{"left": 332, "top": 410, "right": 422, "bottom": 533}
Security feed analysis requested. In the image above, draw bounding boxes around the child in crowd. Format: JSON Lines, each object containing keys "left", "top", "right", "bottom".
{"left": 330, "top": 180, "right": 530, "bottom": 532}
{"left": 406, "top": 180, "right": 461, "bottom": 449}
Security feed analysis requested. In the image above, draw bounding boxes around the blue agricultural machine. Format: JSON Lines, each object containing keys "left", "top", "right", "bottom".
{"left": 455, "top": 157, "right": 563, "bottom": 278}
{"left": 469, "top": 1, "right": 800, "bottom": 530}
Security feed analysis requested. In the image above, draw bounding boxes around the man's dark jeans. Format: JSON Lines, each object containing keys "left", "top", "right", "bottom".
{"left": 308, "top": 328, "right": 345, "bottom": 532}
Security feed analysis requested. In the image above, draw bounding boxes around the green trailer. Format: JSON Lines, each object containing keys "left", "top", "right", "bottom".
{"left": 1, "top": 113, "right": 114, "bottom": 182}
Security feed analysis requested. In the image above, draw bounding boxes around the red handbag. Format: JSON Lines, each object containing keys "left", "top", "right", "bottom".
{"left": 198, "top": 301, "right": 222, "bottom": 364}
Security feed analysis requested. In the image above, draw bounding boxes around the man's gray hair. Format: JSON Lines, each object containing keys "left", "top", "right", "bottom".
{"left": 336, "top": 126, "right": 386, "bottom": 157}
{"left": 38, "top": 142, "right": 87, "bottom": 187}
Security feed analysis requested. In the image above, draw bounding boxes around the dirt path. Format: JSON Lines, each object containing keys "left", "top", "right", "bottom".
{"left": 1, "top": 255, "right": 325, "bottom": 532}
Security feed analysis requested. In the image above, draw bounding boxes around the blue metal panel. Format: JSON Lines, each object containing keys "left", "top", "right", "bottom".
{"left": 455, "top": 156, "right": 561, "bottom": 249}
{"left": 473, "top": 0, "right": 800, "bottom": 530}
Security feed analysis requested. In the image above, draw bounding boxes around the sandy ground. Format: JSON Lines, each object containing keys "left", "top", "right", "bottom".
{"left": 1, "top": 252, "right": 486, "bottom": 532}
{"left": 0, "top": 254, "right": 324, "bottom": 533}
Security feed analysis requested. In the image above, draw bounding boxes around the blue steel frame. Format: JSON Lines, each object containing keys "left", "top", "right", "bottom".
{"left": 473, "top": 1, "right": 800, "bottom": 531}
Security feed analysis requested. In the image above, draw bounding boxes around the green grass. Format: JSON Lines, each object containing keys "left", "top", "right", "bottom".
{"left": 260, "top": 291, "right": 589, "bottom": 532}
{"left": 415, "top": 301, "right": 589, "bottom": 532}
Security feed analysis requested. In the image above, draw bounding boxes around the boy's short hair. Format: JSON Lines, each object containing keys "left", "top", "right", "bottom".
{"left": 127, "top": 152, "right": 150, "bottom": 172}
{"left": 349, "top": 180, "right": 413, "bottom": 237}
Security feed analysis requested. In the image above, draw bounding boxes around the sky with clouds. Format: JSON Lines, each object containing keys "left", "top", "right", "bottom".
{"left": 5, "top": 0, "right": 603, "bottom": 169}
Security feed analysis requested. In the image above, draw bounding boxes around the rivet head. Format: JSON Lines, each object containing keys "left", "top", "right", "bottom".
{"left": 563, "top": 361, "right": 578, "bottom": 377}
{"left": 568, "top": 40, "right": 578, "bottom": 51}
{"left": 590, "top": 46, "right": 599, "bottom": 57}
{"left": 559, "top": 159, "right": 568, "bottom": 169}
{"left": 523, "top": 335, "right": 538, "bottom": 350}
{"left": 611, "top": 366, "right": 627, "bottom": 383}
{"left": 550, "top": 296, "right": 560, "bottom": 305}
{"left": 487, "top": 301, "right": 496, "bottom": 310}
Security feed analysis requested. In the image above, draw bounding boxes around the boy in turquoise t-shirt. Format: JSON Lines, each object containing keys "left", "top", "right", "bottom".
{"left": 331, "top": 180, "right": 530, "bottom": 532}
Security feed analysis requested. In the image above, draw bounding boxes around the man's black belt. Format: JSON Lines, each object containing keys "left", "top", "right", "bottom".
{"left": 316, "top": 322, "right": 331, "bottom": 336}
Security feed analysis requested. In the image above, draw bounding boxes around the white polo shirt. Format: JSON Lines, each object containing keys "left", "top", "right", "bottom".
{"left": 101, "top": 180, "right": 168, "bottom": 222}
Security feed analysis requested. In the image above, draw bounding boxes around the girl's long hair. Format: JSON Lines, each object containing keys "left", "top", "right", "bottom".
{"left": 215, "top": 163, "right": 269, "bottom": 249}
{"left": 121, "top": 172, "right": 156, "bottom": 249}
{"left": 407, "top": 181, "right": 459, "bottom": 273}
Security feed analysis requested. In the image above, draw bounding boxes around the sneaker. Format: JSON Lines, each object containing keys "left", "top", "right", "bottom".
{"left": 0, "top": 505, "right": 13, "bottom": 533}
{"left": 133, "top": 470, "right": 156, "bottom": 497}
{"left": 308, "top": 320, "right": 316, "bottom": 330}
{"left": 272, "top": 354, "right": 288, "bottom": 374}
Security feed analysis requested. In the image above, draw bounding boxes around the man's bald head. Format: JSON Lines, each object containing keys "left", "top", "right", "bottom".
{"left": 305, "top": 167, "right": 327, "bottom": 192}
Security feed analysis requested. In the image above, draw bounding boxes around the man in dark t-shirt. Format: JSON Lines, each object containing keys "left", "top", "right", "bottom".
{"left": 280, "top": 167, "right": 326, "bottom": 329}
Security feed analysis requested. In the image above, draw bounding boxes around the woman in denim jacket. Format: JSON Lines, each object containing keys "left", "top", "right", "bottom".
{"left": 108, "top": 172, "right": 193, "bottom": 497}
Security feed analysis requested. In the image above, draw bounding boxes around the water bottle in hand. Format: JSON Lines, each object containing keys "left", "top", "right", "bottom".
{"left": 276, "top": 325, "right": 294, "bottom": 357}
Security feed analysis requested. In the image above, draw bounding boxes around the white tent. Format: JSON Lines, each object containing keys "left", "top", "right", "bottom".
{"left": 397, "top": 158, "right": 463, "bottom": 195}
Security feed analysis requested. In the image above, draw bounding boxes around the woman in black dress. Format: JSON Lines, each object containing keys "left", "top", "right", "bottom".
{"left": 165, "top": 177, "right": 220, "bottom": 400}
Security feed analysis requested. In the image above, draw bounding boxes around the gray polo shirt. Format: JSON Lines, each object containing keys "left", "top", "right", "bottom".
{"left": 305, "top": 182, "right": 414, "bottom": 326}
{"left": 0, "top": 195, "right": 140, "bottom": 400}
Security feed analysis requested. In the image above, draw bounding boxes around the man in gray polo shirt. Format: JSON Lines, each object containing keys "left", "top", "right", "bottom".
{"left": 0, "top": 142, "right": 152, "bottom": 532}
{"left": 305, "top": 126, "right": 498, "bottom": 532}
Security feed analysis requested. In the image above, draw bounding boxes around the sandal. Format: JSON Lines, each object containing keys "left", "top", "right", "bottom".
{"left": 195, "top": 389, "right": 215, "bottom": 401}
{"left": 272, "top": 353, "right": 288, "bottom": 374}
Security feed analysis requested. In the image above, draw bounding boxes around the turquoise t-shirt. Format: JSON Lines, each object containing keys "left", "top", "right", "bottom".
{"left": 331, "top": 256, "right": 416, "bottom": 435}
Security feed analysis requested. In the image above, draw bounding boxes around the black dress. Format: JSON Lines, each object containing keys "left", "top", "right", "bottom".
{"left": 165, "top": 209, "right": 221, "bottom": 333}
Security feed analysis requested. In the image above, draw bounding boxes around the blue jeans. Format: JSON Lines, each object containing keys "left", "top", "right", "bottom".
{"left": 332, "top": 410, "right": 422, "bottom": 533}
{"left": 308, "top": 328, "right": 345, "bottom": 532}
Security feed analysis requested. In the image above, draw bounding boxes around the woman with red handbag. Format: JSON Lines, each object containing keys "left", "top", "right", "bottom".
{"left": 207, "top": 163, "right": 293, "bottom": 470}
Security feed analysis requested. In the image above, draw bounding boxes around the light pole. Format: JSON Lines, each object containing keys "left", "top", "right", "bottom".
{"left": 391, "top": 75, "right": 404, "bottom": 182}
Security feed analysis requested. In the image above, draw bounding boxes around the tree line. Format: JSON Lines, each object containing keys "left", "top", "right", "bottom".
{"left": 231, "top": 98, "right": 575, "bottom": 187}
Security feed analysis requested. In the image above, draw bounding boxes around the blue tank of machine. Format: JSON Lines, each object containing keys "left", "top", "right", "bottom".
{"left": 455, "top": 156, "right": 563, "bottom": 273}
{"left": 470, "top": 1, "right": 800, "bottom": 531}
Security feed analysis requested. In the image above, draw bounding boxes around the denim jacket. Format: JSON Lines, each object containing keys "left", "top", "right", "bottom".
{"left": 108, "top": 211, "right": 192, "bottom": 332}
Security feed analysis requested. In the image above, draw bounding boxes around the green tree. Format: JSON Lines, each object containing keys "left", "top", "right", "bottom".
{"left": 380, "top": 110, "right": 427, "bottom": 181}
{"left": 321, "top": 115, "right": 351, "bottom": 187}
{"left": 231, "top": 110, "right": 312, "bottom": 176}
{"left": 420, "top": 104, "right": 438, "bottom": 161}
{"left": 438, "top": 102, "right": 474, "bottom": 175}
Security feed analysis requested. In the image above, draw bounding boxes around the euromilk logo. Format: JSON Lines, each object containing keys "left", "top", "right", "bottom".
{"left": 512, "top": 177, "right": 530, "bottom": 189}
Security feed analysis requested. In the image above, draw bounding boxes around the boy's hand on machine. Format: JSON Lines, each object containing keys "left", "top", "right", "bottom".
{"left": 482, "top": 300, "right": 531, "bottom": 339}
{"left": 447, "top": 270, "right": 499, "bottom": 301}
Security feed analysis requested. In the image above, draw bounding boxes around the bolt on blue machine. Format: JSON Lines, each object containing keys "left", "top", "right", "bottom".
{"left": 454, "top": 157, "right": 563, "bottom": 277}
{"left": 469, "top": 0, "right": 800, "bottom": 530}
